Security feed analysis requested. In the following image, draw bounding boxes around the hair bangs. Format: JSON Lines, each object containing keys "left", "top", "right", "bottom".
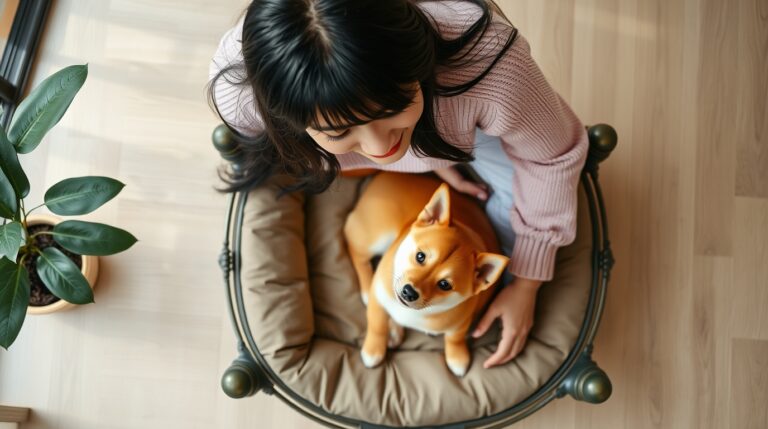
{"left": 254, "top": 44, "right": 419, "bottom": 134}
{"left": 308, "top": 73, "right": 419, "bottom": 132}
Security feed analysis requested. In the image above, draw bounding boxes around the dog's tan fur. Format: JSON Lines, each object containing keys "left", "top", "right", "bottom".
{"left": 344, "top": 172, "right": 509, "bottom": 376}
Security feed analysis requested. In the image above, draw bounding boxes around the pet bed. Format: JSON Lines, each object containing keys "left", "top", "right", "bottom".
{"left": 213, "top": 124, "right": 617, "bottom": 428}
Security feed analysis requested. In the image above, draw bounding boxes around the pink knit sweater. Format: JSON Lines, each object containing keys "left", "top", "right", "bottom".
{"left": 209, "top": 1, "right": 588, "bottom": 281}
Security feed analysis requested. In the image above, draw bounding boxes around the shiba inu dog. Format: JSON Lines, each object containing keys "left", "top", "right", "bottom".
{"left": 344, "top": 172, "right": 509, "bottom": 376}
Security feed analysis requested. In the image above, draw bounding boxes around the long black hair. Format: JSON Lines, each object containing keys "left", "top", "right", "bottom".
{"left": 208, "top": 0, "right": 517, "bottom": 194}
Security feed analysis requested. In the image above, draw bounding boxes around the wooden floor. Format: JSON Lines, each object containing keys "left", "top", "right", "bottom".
{"left": 1, "top": 0, "right": 766, "bottom": 428}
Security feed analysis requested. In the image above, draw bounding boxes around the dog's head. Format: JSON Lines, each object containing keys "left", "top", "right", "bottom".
{"left": 392, "top": 183, "right": 509, "bottom": 312}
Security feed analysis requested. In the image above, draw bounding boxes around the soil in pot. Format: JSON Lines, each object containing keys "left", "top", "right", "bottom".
{"left": 22, "top": 224, "right": 83, "bottom": 307}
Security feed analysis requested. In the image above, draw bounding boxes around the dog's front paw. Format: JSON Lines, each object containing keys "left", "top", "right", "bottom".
{"left": 361, "top": 334, "right": 387, "bottom": 368}
{"left": 387, "top": 320, "right": 405, "bottom": 348}
{"left": 361, "top": 349, "right": 385, "bottom": 368}
{"left": 446, "top": 357, "right": 470, "bottom": 377}
{"left": 445, "top": 339, "right": 471, "bottom": 377}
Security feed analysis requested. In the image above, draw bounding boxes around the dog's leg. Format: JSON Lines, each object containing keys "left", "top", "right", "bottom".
{"left": 361, "top": 292, "right": 390, "bottom": 368}
{"left": 348, "top": 247, "right": 374, "bottom": 305}
{"left": 344, "top": 215, "right": 376, "bottom": 305}
{"left": 444, "top": 328, "right": 472, "bottom": 377}
{"left": 387, "top": 319, "right": 405, "bottom": 349}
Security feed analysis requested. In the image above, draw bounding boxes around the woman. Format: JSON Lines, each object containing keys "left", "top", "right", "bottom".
{"left": 208, "top": 0, "right": 588, "bottom": 369}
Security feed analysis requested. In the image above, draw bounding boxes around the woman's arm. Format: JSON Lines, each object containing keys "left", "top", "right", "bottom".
{"left": 477, "top": 34, "right": 588, "bottom": 282}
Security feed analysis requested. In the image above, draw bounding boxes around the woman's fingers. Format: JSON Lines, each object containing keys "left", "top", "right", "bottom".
{"left": 486, "top": 336, "right": 525, "bottom": 369}
{"left": 483, "top": 328, "right": 531, "bottom": 369}
{"left": 483, "top": 329, "right": 515, "bottom": 369}
{"left": 508, "top": 333, "right": 528, "bottom": 361}
{"left": 447, "top": 172, "right": 487, "bottom": 199}
{"left": 460, "top": 181, "right": 488, "bottom": 200}
{"left": 472, "top": 307, "right": 497, "bottom": 338}
{"left": 433, "top": 167, "right": 488, "bottom": 200}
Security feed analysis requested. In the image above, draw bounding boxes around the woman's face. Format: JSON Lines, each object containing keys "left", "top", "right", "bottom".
{"left": 305, "top": 83, "right": 424, "bottom": 165}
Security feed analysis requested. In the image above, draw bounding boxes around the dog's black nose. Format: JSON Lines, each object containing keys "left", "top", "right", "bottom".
{"left": 401, "top": 284, "right": 419, "bottom": 302}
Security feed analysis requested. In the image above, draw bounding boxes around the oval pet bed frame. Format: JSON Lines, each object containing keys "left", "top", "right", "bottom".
{"left": 213, "top": 124, "right": 617, "bottom": 428}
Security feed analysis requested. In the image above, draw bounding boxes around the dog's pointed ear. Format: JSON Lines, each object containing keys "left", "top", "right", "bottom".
{"left": 415, "top": 183, "right": 451, "bottom": 227}
{"left": 473, "top": 253, "right": 510, "bottom": 293}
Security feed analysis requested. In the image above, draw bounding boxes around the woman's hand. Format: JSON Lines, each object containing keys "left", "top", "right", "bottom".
{"left": 434, "top": 166, "right": 488, "bottom": 201}
{"left": 472, "top": 277, "right": 541, "bottom": 368}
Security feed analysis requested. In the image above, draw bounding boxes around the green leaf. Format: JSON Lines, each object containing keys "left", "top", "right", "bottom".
{"left": 36, "top": 247, "right": 93, "bottom": 305}
{"left": 0, "top": 258, "right": 30, "bottom": 349}
{"left": 0, "top": 222, "right": 25, "bottom": 262}
{"left": 0, "top": 169, "right": 17, "bottom": 219}
{"left": 9, "top": 64, "right": 88, "bottom": 154}
{"left": 52, "top": 220, "right": 137, "bottom": 256}
{"left": 0, "top": 129, "right": 29, "bottom": 198}
{"left": 45, "top": 176, "right": 124, "bottom": 216}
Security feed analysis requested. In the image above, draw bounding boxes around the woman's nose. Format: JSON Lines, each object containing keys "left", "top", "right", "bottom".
{"left": 358, "top": 123, "right": 395, "bottom": 155}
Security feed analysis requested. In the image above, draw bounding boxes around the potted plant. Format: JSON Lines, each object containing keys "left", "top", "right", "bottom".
{"left": 0, "top": 64, "right": 136, "bottom": 349}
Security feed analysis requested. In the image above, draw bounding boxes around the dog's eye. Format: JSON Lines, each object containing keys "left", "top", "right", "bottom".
{"left": 416, "top": 251, "right": 426, "bottom": 264}
{"left": 438, "top": 279, "right": 452, "bottom": 291}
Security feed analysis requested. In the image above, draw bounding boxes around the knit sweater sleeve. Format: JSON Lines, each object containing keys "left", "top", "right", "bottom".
{"left": 208, "top": 17, "right": 264, "bottom": 137}
{"left": 476, "top": 35, "right": 588, "bottom": 281}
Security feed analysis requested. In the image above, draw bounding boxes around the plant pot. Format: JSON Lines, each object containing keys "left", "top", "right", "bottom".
{"left": 24, "top": 214, "right": 100, "bottom": 315}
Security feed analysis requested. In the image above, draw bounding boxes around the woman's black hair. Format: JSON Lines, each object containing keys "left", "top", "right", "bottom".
{"left": 208, "top": 0, "right": 518, "bottom": 194}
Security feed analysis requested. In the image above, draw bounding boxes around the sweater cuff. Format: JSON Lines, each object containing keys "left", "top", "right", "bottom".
{"left": 508, "top": 235, "right": 559, "bottom": 282}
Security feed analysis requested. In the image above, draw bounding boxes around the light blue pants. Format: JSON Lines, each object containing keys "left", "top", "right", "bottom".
{"left": 469, "top": 129, "right": 517, "bottom": 285}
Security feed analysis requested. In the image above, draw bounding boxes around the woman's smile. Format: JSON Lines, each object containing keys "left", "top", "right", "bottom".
{"left": 367, "top": 131, "right": 404, "bottom": 158}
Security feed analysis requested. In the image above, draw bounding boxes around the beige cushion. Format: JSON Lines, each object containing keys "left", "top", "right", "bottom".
{"left": 240, "top": 173, "right": 592, "bottom": 427}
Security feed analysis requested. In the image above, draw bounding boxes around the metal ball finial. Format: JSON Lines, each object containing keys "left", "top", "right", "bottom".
{"left": 576, "top": 367, "right": 613, "bottom": 404}
{"left": 212, "top": 124, "right": 243, "bottom": 163}
{"left": 559, "top": 350, "right": 613, "bottom": 404}
{"left": 221, "top": 359, "right": 263, "bottom": 398}
{"left": 587, "top": 124, "right": 618, "bottom": 164}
